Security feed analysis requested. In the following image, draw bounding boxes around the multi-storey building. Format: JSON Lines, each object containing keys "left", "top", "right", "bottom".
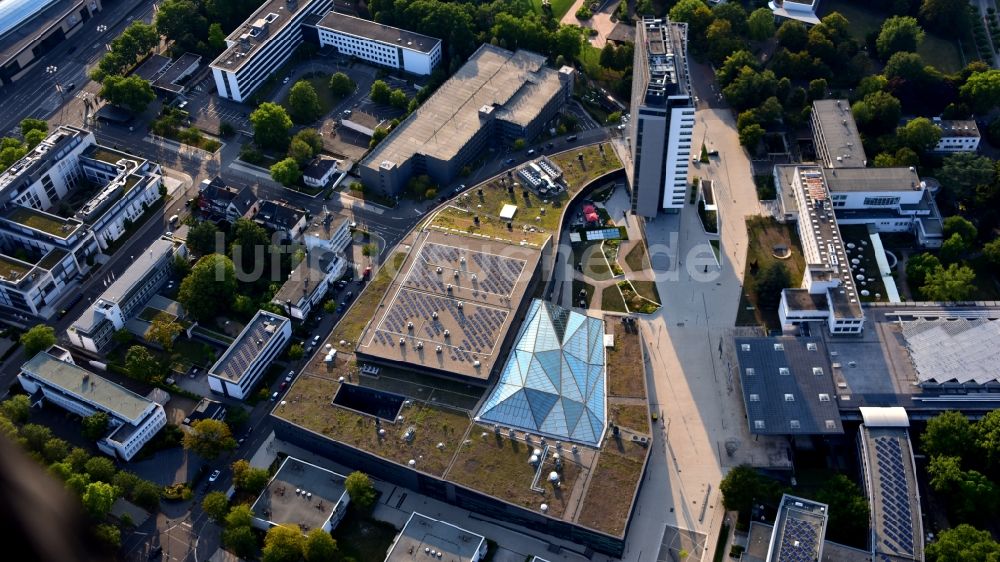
{"left": 67, "top": 238, "right": 187, "bottom": 352}
{"left": 272, "top": 249, "right": 347, "bottom": 320}
{"left": 0, "top": 0, "right": 104, "bottom": 87}
{"left": 19, "top": 348, "right": 167, "bottom": 461}
{"left": 208, "top": 310, "right": 291, "bottom": 399}
{"left": 811, "top": 99, "right": 868, "bottom": 169}
{"left": 359, "top": 44, "right": 574, "bottom": 195}
{"left": 627, "top": 17, "right": 694, "bottom": 218}
{"left": 931, "top": 119, "right": 980, "bottom": 153}
{"left": 313, "top": 12, "right": 441, "bottom": 75}
{"left": 198, "top": 176, "right": 259, "bottom": 223}
{"left": 768, "top": 0, "right": 821, "bottom": 25}
{"left": 210, "top": 0, "right": 333, "bottom": 103}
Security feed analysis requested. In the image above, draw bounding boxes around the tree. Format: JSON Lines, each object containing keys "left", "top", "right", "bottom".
{"left": 42, "top": 437, "right": 70, "bottom": 463}
{"left": 921, "top": 263, "right": 976, "bottom": 301}
{"left": 852, "top": 91, "right": 902, "bottom": 135}
{"left": 208, "top": 23, "right": 227, "bottom": 53}
{"left": 926, "top": 524, "right": 1000, "bottom": 562}
{"left": 125, "top": 345, "right": 160, "bottom": 382}
{"left": 293, "top": 129, "right": 323, "bottom": 155}
{"left": 130, "top": 479, "right": 162, "bottom": 511}
{"left": 232, "top": 459, "right": 271, "bottom": 493}
{"left": 807, "top": 78, "right": 827, "bottom": 102}
{"left": 984, "top": 238, "right": 1000, "bottom": 270}
{"left": 250, "top": 102, "right": 293, "bottom": 150}
{"left": 776, "top": 20, "right": 808, "bottom": 51}
{"left": 85, "top": 456, "right": 117, "bottom": 483}
{"left": 82, "top": 481, "right": 119, "bottom": 518}
{"left": 960, "top": 70, "right": 1000, "bottom": 114}
{"left": 270, "top": 157, "right": 301, "bottom": 187}
{"left": 263, "top": 524, "right": 306, "bottom": 562}
{"left": 747, "top": 8, "right": 776, "bottom": 41}
{"left": 288, "top": 80, "right": 323, "bottom": 124}
{"left": 202, "top": 491, "right": 231, "bottom": 522}
{"left": 939, "top": 233, "right": 969, "bottom": 264}
{"left": 943, "top": 216, "right": 978, "bottom": 246}
{"left": 155, "top": 0, "right": 208, "bottom": 46}
{"left": 722, "top": 67, "right": 778, "bottom": 110}
{"left": 712, "top": 2, "right": 748, "bottom": 36}
{"left": 370, "top": 80, "right": 391, "bottom": 104}
{"left": 919, "top": 0, "right": 970, "bottom": 33}
{"left": 24, "top": 129, "right": 46, "bottom": 149}
{"left": 897, "top": 117, "right": 942, "bottom": 154}
{"left": 178, "top": 254, "right": 237, "bottom": 321}
{"left": 344, "top": 471, "right": 377, "bottom": 510}
{"left": 66, "top": 447, "right": 91, "bottom": 473}
{"left": 145, "top": 312, "right": 183, "bottom": 351}
{"left": 876, "top": 16, "right": 925, "bottom": 59}
{"left": 305, "top": 528, "right": 337, "bottom": 562}
{"left": 738, "top": 123, "right": 765, "bottom": 148}
{"left": 928, "top": 455, "right": 964, "bottom": 492}
{"left": 172, "top": 253, "right": 191, "bottom": 277}
{"left": 370, "top": 126, "right": 389, "bottom": 148}
{"left": 387, "top": 88, "right": 408, "bottom": 110}
{"left": 20, "top": 324, "right": 55, "bottom": 356}
{"left": 1, "top": 394, "right": 30, "bottom": 424}
{"left": 941, "top": 152, "right": 996, "bottom": 205}
{"left": 715, "top": 50, "right": 758, "bottom": 88}
{"left": 287, "top": 343, "right": 304, "bottom": 360}
{"left": 99, "top": 75, "right": 156, "bottom": 114}
{"left": 82, "top": 412, "right": 110, "bottom": 440}
{"left": 94, "top": 523, "right": 121, "bottom": 549}
{"left": 187, "top": 221, "right": 221, "bottom": 256}
{"left": 329, "top": 72, "right": 354, "bottom": 97}
{"left": 225, "top": 504, "right": 254, "bottom": 529}
{"left": 288, "top": 138, "right": 314, "bottom": 167}
{"left": 669, "top": 0, "right": 714, "bottom": 45}
{"left": 720, "top": 465, "right": 782, "bottom": 517}
{"left": 923, "top": 411, "right": 977, "bottom": 458}
{"left": 976, "top": 409, "right": 1000, "bottom": 467}
{"left": 183, "top": 419, "right": 236, "bottom": 459}
{"left": 20, "top": 118, "right": 47, "bottom": 136}
{"left": 754, "top": 263, "right": 791, "bottom": 309}
{"left": 906, "top": 252, "right": 941, "bottom": 290}
{"left": 223, "top": 525, "right": 258, "bottom": 559}
{"left": 19, "top": 423, "right": 52, "bottom": 452}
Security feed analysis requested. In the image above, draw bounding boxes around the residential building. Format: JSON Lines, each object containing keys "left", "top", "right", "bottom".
{"left": 68, "top": 238, "right": 186, "bottom": 352}
{"left": 19, "top": 349, "right": 167, "bottom": 461}
{"left": 198, "top": 177, "right": 259, "bottom": 223}
{"left": 0, "top": 0, "right": 103, "bottom": 86}
{"left": 385, "top": 513, "right": 487, "bottom": 562}
{"left": 313, "top": 12, "right": 441, "bottom": 75}
{"left": 811, "top": 100, "right": 867, "bottom": 169}
{"left": 210, "top": 0, "right": 333, "bottom": 103}
{"left": 768, "top": 0, "right": 821, "bottom": 25}
{"left": 272, "top": 249, "right": 348, "bottom": 319}
{"left": 302, "top": 156, "right": 342, "bottom": 189}
{"left": 208, "top": 310, "right": 291, "bottom": 399}
{"left": 255, "top": 199, "right": 307, "bottom": 239}
{"left": 931, "top": 118, "right": 980, "bottom": 152}
{"left": 359, "top": 44, "right": 574, "bottom": 195}
{"left": 303, "top": 211, "right": 351, "bottom": 254}
{"left": 250, "top": 457, "right": 350, "bottom": 533}
{"left": 627, "top": 17, "right": 694, "bottom": 218}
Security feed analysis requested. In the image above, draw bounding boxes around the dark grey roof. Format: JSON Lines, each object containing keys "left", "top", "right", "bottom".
{"left": 132, "top": 54, "right": 172, "bottom": 82}
{"left": 302, "top": 156, "right": 338, "bottom": 180}
{"left": 256, "top": 200, "right": 305, "bottom": 229}
{"left": 736, "top": 336, "right": 843, "bottom": 435}
{"left": 821, "top": 167, "right": 921, "bottom": 193}
{"left": 315, "top": 12, "right": 441, "bottom": 53}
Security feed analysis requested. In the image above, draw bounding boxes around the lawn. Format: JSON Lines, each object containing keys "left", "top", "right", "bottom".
{"left": 602, "top": 284, "right": 628, "bottom": 313}
{"left": 610, "top": 404, "right": 650, "bottom": 435}
{"left": 330, "top": 511, "right": 399, "bottom": 562}
{"left": 736, "top": 217, "right": 806, "bottom": 329}
{"left": 607, "top": 318, "right": 645, "bottom": 399}
{"left": 281, "top": 74, "right": 338, "bottom": 118}
{"left": 573, "top": 242, "right": 613, "bottom": 281}
{"left": 572, "top": 279, "right": 595, "bottom": 308}
{"left": 754, "top": 174, "right": 776, "bottom": 200}
{"left": 577, "top": 447, "right": 645, "bottom": 536}
{"left": 624, "top": 242, "right": 650, "bottom": 273}
{"left": 618, "top": 281, "right": 659, "bottom": 314}
{"left": 170, "top": 338, "right": 216, "bottom": 371}
{"left": 630, "top": 280, "right": 661, "bottom": 305}
{"left": 446, "top": 430, "right": 582, "bottom": 518}
{"left": 329, "top": 252, "right": 405, "bottom": 346}
{"left": 710, "top": 239, "right": 721, "bottom": 263}
{"left": 531, "top": 0, "right": 577, "bottom": 19}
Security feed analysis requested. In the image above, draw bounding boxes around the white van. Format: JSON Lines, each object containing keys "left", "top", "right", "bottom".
{"left": 169, "top": 214, "right": 179, "bottom": 225}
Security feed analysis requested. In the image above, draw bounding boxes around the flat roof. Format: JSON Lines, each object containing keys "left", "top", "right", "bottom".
{"left": 154, "top": 53, "right": 201, "bottom": 90}
{"left": 250, "top": 457, "right": 348, "bottom": 532}
{"left": 0, "top": 126, "right": 89, "bottom": 195}
{"left": 303, "top": 213, "right": 349, "bottom": 241}
{"left": 273, "top": 251, "right": 340, "bottom": 305}
{"left": 859, "top": 425, "right": 923, "bottom": 562}
{"left": 210, "top": 0, "right": 324, "bottom": 73}
{"left": 1, "top": 205, "right": 83, "bottom": 239}
{"left": 937, "top": 119, "right": 979, "bottom": 138}
{"left": 634, "top": 17, "right": 691, "bottom": 106}
{"left": 356, "top": 230, "right": 539, "bottom": 381}
{"left": 768, "top": 495, "right": 828, "bottom": 562}
{"left": 821, "top": 167, "right": 921, "bottom": 193}
{"left": 210, "top": 310, "right": 291, "bottom": 383}
{"left": 736, "top": 337, "right": 843, "bottom": 435}
{"left": 900, "top": 317, "right": 1000, "bottom": 385}
{"left": 0, "top": 253, "right": 33, "bottom": 283}
{"left": 361, "top": 44, "right": 564, "bottom": 170}
{"left": 386, "top": 512, "right": 485, "bottom": 562}
{"left": 0, "top": 0, "right": 83, "bottom": 63}
{"left": 132, "top": 54, "right": 172, "bottom": 82}
{"left": 812, "top": 100, "right": 867, "bottom": 167}
{"left": 97, "top": 239, "right": 175, "bottom": 305}
{"left": 22, "top": 352, "right": 154, "bottom": 423}
{"left": 747, "top": 523, "right": 870, "bottom": 562}
{"left": 315, "top": 12, "right": 440, "bottom": 53}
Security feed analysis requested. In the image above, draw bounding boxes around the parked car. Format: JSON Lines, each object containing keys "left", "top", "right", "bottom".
{"left": 209, "top": 470, "right": 221, "bottom": 482}
{"left": 270, "top": 391, "right": 279, "bottom": 401}
{"left": 285, "top": 371, "right": 294, "bottom": 383}
{"left": 504, "top": 158, "right": 515, "bottom": 166}
{"left": 566, "top": 135, "right": 578, "bottom": 142}
{"left": 280, "top": 382, "right": 287, "bottom": 390}
{"left": 526, "top": 149, "right": 536, "bottom": 156}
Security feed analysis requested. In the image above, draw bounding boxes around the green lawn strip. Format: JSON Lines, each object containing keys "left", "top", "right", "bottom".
{"left": 617, "top": 280, "right": 659, "bottom": 314}
{"left": 602, "top": 284, "right": 628, "bottom": 313}
{"left": 624, "top": 241, "right": 650, "bottom": 273}
{"left": 630, "top": 280, "right": 661, "bottom": 305}
{"left": 738, "top": 217, "right": 805, "bottom": 330}
{"left": 572, "top": 242, "right": 613, "bottom": 281}
{"left": 603, "top": 240, "right": 625, "bottom": 276}
{"left": 710, "top": 239, "right": 721, "bottom": 263}
{"left": 571, "top": 279, "right": 595, "bottom": 308}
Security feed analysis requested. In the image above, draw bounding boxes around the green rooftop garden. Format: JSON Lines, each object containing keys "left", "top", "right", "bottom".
{"left": 0, "top": 254, "right": 32, "bottom": 282}
{"left": 85, "top": 146, "right": 133, "bottom": 166}
{"left": 607, "top": 318, "right": 645, "bottom": 400}
{"left": 3, "top": 206, "right": 79, "bottom": 238}
{"left": 577, "top": 444, "right": 646, "bottom": 536}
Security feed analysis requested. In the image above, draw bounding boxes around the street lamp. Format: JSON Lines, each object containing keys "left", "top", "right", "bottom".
{"left": 45, "top": 65, "right": 60, "bottom": 95}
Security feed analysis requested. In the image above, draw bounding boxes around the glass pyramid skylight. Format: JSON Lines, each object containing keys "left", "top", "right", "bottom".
{"left": 476, "top": 299, "right": 606, "bottom": 446}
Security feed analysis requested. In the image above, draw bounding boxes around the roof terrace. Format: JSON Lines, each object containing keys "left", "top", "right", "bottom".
{"left": 250, "top": 456, "right": 349, "bottom": 533}
{"left": 1, "top": 205, "right": 82, "bottom": 238}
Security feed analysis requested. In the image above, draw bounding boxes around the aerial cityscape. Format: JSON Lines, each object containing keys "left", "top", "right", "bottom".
{"left": 0, "top": 0, "right": 998, "bottom": 560}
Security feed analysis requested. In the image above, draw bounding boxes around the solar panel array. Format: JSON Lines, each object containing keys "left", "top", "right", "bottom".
{"left": 405, "top": 242, "right": 525, "bottom": 299}
{"left": 874, "top": 436, "right": 915, "bottom": 557}
{"left": 216, "top": 316, "right": 284, "bottom": 381}
{"left": 777, "top": 518, "right": 820, "bottom": 562}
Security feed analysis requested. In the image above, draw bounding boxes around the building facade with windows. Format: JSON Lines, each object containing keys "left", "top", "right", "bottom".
{"left": 0, "top": 0, "right": 104, "bottom": 87}
{"left": 627, "top": 17, "right": 693, "bottom": 218}
{"left": 208, "top": 310, "right": 292, "bottom": 399}
{"left": 313, "top": 12, "right": 441, "bottom": 75}
{"left": 19, "top": 348, "right": 166, "bottom": 461}
{"left": 210, "top": 0, "right": 333, "bottom": 103}
{"left": 272, "top": 249, "right": 348, "bottom": 320}
{"left": 931, "top": 119, "right": 980, "bottom": 153}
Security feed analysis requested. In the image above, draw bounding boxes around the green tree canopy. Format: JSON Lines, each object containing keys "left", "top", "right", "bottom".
{"left": 747, "top": 8, "right": 776, "bottom": 41}
{"left": 389, "top": 88, "right": 409, "bottom": 110}
{"left": 897, "top": 117, "right": 942, "bottom": 153}
{"left": 738, "top": 123, "right": 765, "bottom": 148}
{"left": 82, "top": 481, "right": 119, "bottom": 518}
{"left": 287, "top": 139, "right": 314, "bottom": 167}
{"left": 754, "top": 262, "right": 791, "bottom": 309}
{"left": 919, "top": 0, "right": 970, "bottom": 33}
{"left": 186, "top": 221, "right": 221, "bottom": 256}
{"left": 776, "top": 20, "right": 808, "bottom": 51}
{"left": 270, "top": 157, "right": 301, "bottom": 187}
{"left": 939, "top": 233, "right": 969, "bottom": 264}
{"left": 94, "top": 523, "right": 121, "bottom": 549}
{"left": 984, "top": 238, "right": 1000, "bottom": 270}
{"left": 20, "top": 118, "right": 47, "bottom": 136}
{"left": 84, "top": 456, "right": 117, "bottom": 484}
{"left": 906, "top": 252, "right": 941, "bottom": 289}
{"left": 223, "top": 525, "right": 257, "bottom": 559}
{"left": 42, "top": 437, "right": 70, "bottom": 463}
{"left": 208, "top": 22, "right": 227, "bottom": 53}
{"left": 250, "top": 102, "right": 293, "bottom": 150}
{"left": 288, "top": 80, "right": 323, "bottom": 123}
{"left": 125, "top": 345, "right": 161, "bottom": 383}
{"left": 876, "top": 16, "right": 925, "bottom": 59}
{"left": 960, "top": 70, "right": 1000, "bottom": 114}
{"left": 720, "top": 465, "right": 783, "bottom": 519}
{"left": 722, "top": 67, "right": 778, "bottom": 110}
{"left": 19, "top": 423, "right": 52, "bottom": 452}
{"left": 369, "top": 80, "right": 391, "bottom": 104}
{"left": 940, "top": 152, "right": 996, "bottom": 206}
{"left": 99, "top": 75, "right": 156, "bottom": 114}
{"left": 155, "top": 0, "right": 208, "bottom": 48}
{"left": 851, "top": 91, "right": 902, "bottom": 135}
{"left": 292, "top": 128, "right": 324, "bottom": 155}
{"left": 921, "top": 263, "right": 976, "bottom": 301}
{"left": 263, "top": 524, "right": 306, "bottom": 562}
{"left": 669, "top": 0, "right": 714, "bottom": 44}
{"left": 943, "top": 216, "right": 978, "bottom": 246}
{"left": 1, "top": 394, "right": 30, "bottom": 424}
{"left": 182, "top": 418, "right": 236, "bottom": 459}
{"left": 178, "top": 254, "right": 237, "bottom": 321}
{"left": 82, "top": 412, "right": 110, "bottom": 441}
{"left": 814, "top": 474, "right": 869, "bottom": 546}
{"left": 715, "top": 50, "right": 757, "bottom": 88}
{"left": 202, "top": 491, "right": 231, "bottom": 522}
{"left": 225, "top": 504, "right": 254, "bottom": 529}
{"left": 145, "top": 312, "right": 183, "bottom": 351}
{"left": 975, "top": 410, "right": 1000, "bottom": 468}
{"left": 926, "top": 524, "right": 1000, "bottom": 562}
{"left": 923, "top": 411, "right": 977, "bottom": 458}
{"left": 24, "top": 129, "right": 46, "bottom": 149}
{"left": 712, "top": 1, "right": 748, "bottom": 36}
{"left": 344, "top": 471, "right": 377, "bottom": 510}
{"left": 20, "top": 324, "right": 56, "bottom": 356}
{"left": 329, "top": 72, "right": 354, "bottom": 97}
{"left": 305, "top": 529, "right": 338, "bottom": 562}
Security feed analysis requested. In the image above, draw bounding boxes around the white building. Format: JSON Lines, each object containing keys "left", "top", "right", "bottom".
{"left": 302, "top": 156, "right": 342, "bottom": 189}
{"left": 210, "top": 0, "right": 333, "bottom": 103}
{"left": 68, "top": 238, "right": 187, "bottom": 353}
{"left": 932, "top": 119, "right": 980, "bottom": 153}
{"left": 272, "top": 250, "right": 347, "bottom": 320}
{"left": 769, "top": 0, "right": 821, "bottom": 25}
{"left": 314, "top": 12, "right": 441, "bottom": 75}
{"left": 303, "top": 212, "right": 351, "bottom": 254}
{"left": 628, "top": 18, "right": 694, "bottom": 218}
{"left": 250, "top": 457, "right": 350, "bottom": 534}
{"left": 19, "top": 348, "right": 166, "bottom": 461}
{"left": 385, "top": 513, "right": 487, "bottom": 562}
{"left": 208, "top": 310, "right": 291, "bottom": 399}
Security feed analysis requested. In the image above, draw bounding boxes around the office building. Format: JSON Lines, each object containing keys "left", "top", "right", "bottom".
{"left": 359, "top": 44, "right": 574, "bottom": 195}
{"left": 303, "top": 211, "right": 351, "bottom": 254}
{"left": 810, "top": 100, "right": 867, "bottom": 169}
{"left": 208, "top": 310, "right": 292, "bottom": 399}
{"left": 742, "top": 494, "right": 872, "bottom": 562}
{"left": 314, "top": 12, "right": 441, "bottom": 75}
{"left": 768, "top": 0, "right": 821, "bottom": 25}
{"left": 198, "top": 177, "right": 259, "bottom": 223}
{"left": 0, "top": 0, "right": 103, "bottom": 86}
{"left": 931, "top": 119, "right": 980, "bottom": 152}
{"left": 68, "top": 238, "right": 187, "bottom": 352}
{"left": 385, "top": 513, "right": 487, "bottom": 562}
{"left": 19, "top": 349, "right": 167, "bottom": 461}
{"left": 272, "top": 249, "right": 348, "bottom": 320}
{"left": 627, "top": 17, "right": 694, "bottom": 218}
{"left": 250, "top": 456, "right": 350, "bottom": 533}
{"left": 210, "top": 0, "right": 333, "bottom": 103}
